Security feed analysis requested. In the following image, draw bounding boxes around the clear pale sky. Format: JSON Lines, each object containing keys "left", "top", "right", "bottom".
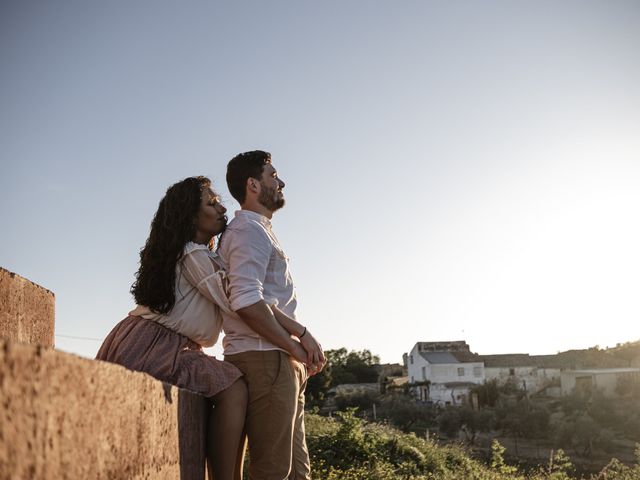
{"left": 1, "top": 1, "right": 639, "bottom": 364}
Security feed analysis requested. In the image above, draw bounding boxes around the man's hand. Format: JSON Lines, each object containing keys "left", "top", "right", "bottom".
{"left": 290, "top": 342, "right": 311, "bottom": 367}
{"left": 299, "top": 330, "right": 326, "bottom": 375}
{"left": 268, "top": 305, "right": 326, "bottom": 375}
{"left": 236, "top": 301, "right": 309, "bottom": 362}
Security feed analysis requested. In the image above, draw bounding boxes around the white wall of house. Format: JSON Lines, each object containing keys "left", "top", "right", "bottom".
{"left": 407, "top": 343, "right": 426, "bottom": 384}
{"left": 485, "top": 367, "right": 561, "bottom": 394}
{"left": 560, "top": 368, "right": 640, "bottom": 397}
{"left": 413, "top": 382, "right": 476, "bottom": 405}
{"left": 428, "top": 362, "right": 485, "bottom": 384}
{"left": 429, "top": 383, "right": 474, "bottom": 406}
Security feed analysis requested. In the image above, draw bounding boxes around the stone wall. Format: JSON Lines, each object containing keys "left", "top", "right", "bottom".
{"left": 0, "top": 268, "right": 54, "bottom": 347}
{"left": 0, "top": 339, "right": 208, "bottom": 479}
{"left": 0, "top": 268, "right": 213, "bottom": 479}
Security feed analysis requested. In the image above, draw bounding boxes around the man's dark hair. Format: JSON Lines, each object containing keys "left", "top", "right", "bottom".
{"left": 226, "top": 150, "right": 271, "bottom": 204}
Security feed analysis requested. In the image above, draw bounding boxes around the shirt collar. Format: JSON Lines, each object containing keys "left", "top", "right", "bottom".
{"left": 235, "top": 209, "right": 272, "bottom": 228}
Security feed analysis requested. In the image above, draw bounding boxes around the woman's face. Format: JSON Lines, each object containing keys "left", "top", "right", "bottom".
{"left": 195, "top": 188, "right": 228, "bottom": 242}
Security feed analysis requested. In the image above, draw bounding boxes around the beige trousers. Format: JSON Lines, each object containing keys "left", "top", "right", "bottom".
{"left": 225, "top": 350, "right": 310, "bottom": 480}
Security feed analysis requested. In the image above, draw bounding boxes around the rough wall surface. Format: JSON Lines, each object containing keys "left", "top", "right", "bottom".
{"left": 0, "top": 268, "right": 54, "bottom": 347}
{"left": 0, "top": 340, "right": 208, "bottom": 479}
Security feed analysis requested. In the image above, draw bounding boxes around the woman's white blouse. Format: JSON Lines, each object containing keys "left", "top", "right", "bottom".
{"left": 129, "top": 242, "right": 233, "bottom": 347}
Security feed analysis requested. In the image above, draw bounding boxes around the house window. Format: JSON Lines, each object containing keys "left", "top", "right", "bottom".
{"left": 509, "top": 368, "right": 515, "bottom": 376}
{"left": 410, "top": 355, "right": 414, "bottom": 364}
{"left": 422, "top": 366, "right": 426, "bottom": 380}
{"left": 473, "top": 366, "right": 482, "bottom": 377}
{"left": 457, "top": 367, "right": 465, "bottom": 376}
{"left": 411, "top": 376, "right": 414, "bottom": 383}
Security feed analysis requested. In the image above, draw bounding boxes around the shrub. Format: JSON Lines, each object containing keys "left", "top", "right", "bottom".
{"left": 305, "top": 411, "right": 534, "bottom": 479}
{"left": 377, "top": 393, "right": 437, "bottom": 435}
{"left": 334, "top": 391, "right": 379, "bottom": 413}
{"left": 490, "top": 440, "right": 518, "bottom": 475}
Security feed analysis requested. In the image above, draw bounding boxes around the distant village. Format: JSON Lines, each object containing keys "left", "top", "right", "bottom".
{"left": 401, "top": 340, "right": 640, "bottom": 406}
{"left": 327, "top": 340, "right": 640, "bottom": 408}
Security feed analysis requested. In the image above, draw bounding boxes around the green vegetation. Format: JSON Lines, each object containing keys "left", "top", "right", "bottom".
{"left": 304, "top": 410, "right": 640, "bottom": 479}
{"left": 301, "top": 343, "right": 640, "bottom": 477}
{"left": 306, "top": 348, "right": 380, "bottom": 406}
{"left": 329, "top": 377, "right": 640, "bottom": 460}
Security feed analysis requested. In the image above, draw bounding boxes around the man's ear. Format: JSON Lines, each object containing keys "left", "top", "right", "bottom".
{"left": 247, "top": 178, "right": 260, "bottom": 194}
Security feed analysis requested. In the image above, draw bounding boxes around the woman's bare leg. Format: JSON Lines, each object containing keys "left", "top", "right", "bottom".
{"left": 235, "top": 431, "right": 247, "bottom": 480}
{"left": 207, "top": 379, "right": 248, "bottom": 480}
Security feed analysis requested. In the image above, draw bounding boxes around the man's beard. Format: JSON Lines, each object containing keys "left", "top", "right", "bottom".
{"left": 258, "top": 183, "right": 285, "bottom": 212}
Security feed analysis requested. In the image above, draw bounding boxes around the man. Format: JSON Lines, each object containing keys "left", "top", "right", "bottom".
{"left": 219, "top": 150, "right": 324, "bottom": 480}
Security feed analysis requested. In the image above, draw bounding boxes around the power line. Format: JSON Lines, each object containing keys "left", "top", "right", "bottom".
{"left": 55, "top": 334, "right": 103, "bottom": 342}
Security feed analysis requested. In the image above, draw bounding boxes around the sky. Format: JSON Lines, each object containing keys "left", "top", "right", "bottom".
{"left": 1, "top": 1, "right": 639, "bottom": 364}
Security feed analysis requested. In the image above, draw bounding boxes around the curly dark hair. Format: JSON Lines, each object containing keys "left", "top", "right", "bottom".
{"left": 226, "top": 150, "right": 271, "bottom": 204}
{"left": 130, "top": 176, "right": 211, "bottom": 313}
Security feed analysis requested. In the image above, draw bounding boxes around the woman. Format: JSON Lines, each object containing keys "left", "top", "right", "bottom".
{"left": 96, "top": 176, "right": 246, "bottom": 480}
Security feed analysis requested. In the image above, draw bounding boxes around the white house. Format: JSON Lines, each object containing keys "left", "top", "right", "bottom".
{"left": 406, "top": 341, "right": 485, "bottom": 405}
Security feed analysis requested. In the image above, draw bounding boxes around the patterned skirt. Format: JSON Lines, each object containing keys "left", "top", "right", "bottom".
{"left": 95, "top": 316, "right": 242, "bottom": 398}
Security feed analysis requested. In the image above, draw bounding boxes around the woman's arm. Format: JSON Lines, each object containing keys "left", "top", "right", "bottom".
{"left": 271, "top": 305, "right": 326, "bottom": 374}
{"left": 181, "top": 248, "right": 232, "bottom": 312}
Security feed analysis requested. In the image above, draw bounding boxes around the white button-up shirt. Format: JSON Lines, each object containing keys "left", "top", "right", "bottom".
{"left": 218, "top": 209, "right": 297, "bottom": 355}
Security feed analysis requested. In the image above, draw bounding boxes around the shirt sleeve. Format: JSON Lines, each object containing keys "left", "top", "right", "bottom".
{"left": 224, "top": 222, "right": 273, "bottom": 311}
{"left": 180, "top": 246, "right": 233, "bottom": 314}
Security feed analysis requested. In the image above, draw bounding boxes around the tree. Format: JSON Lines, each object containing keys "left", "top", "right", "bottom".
{"left": 437, "top": 407, "right": 462, "bottom": 439}
{"left": 552, "top": 413, "right": 614, "bottom": 457}
{"left": 327, "top": 348, "right": 380, "bottom": 387}
{"left": 459, "top": 406, "right": 496, "bottom": 444}
{"left": 471, "top": 379, "right": 500, "bottom": 407}
{"left": 306, "top": 362, "right": 332, "bottom": 406}
{"left": 377, "top": 393, "right": 437, "bottom": 434}
{"left": 305, "top": 348, "right": 381, "bottom": 406}
{"left": 334, "top": 391, "right": 378, "bottom": 413}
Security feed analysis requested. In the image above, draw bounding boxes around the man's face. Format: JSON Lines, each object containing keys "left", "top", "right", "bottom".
{"left": 257, "top": 162, "right": 285, "bottom": 212}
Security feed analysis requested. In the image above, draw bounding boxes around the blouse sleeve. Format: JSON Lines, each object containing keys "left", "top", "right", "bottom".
{"left": 180, "top": 244, "right": 234, "bottom": 314}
